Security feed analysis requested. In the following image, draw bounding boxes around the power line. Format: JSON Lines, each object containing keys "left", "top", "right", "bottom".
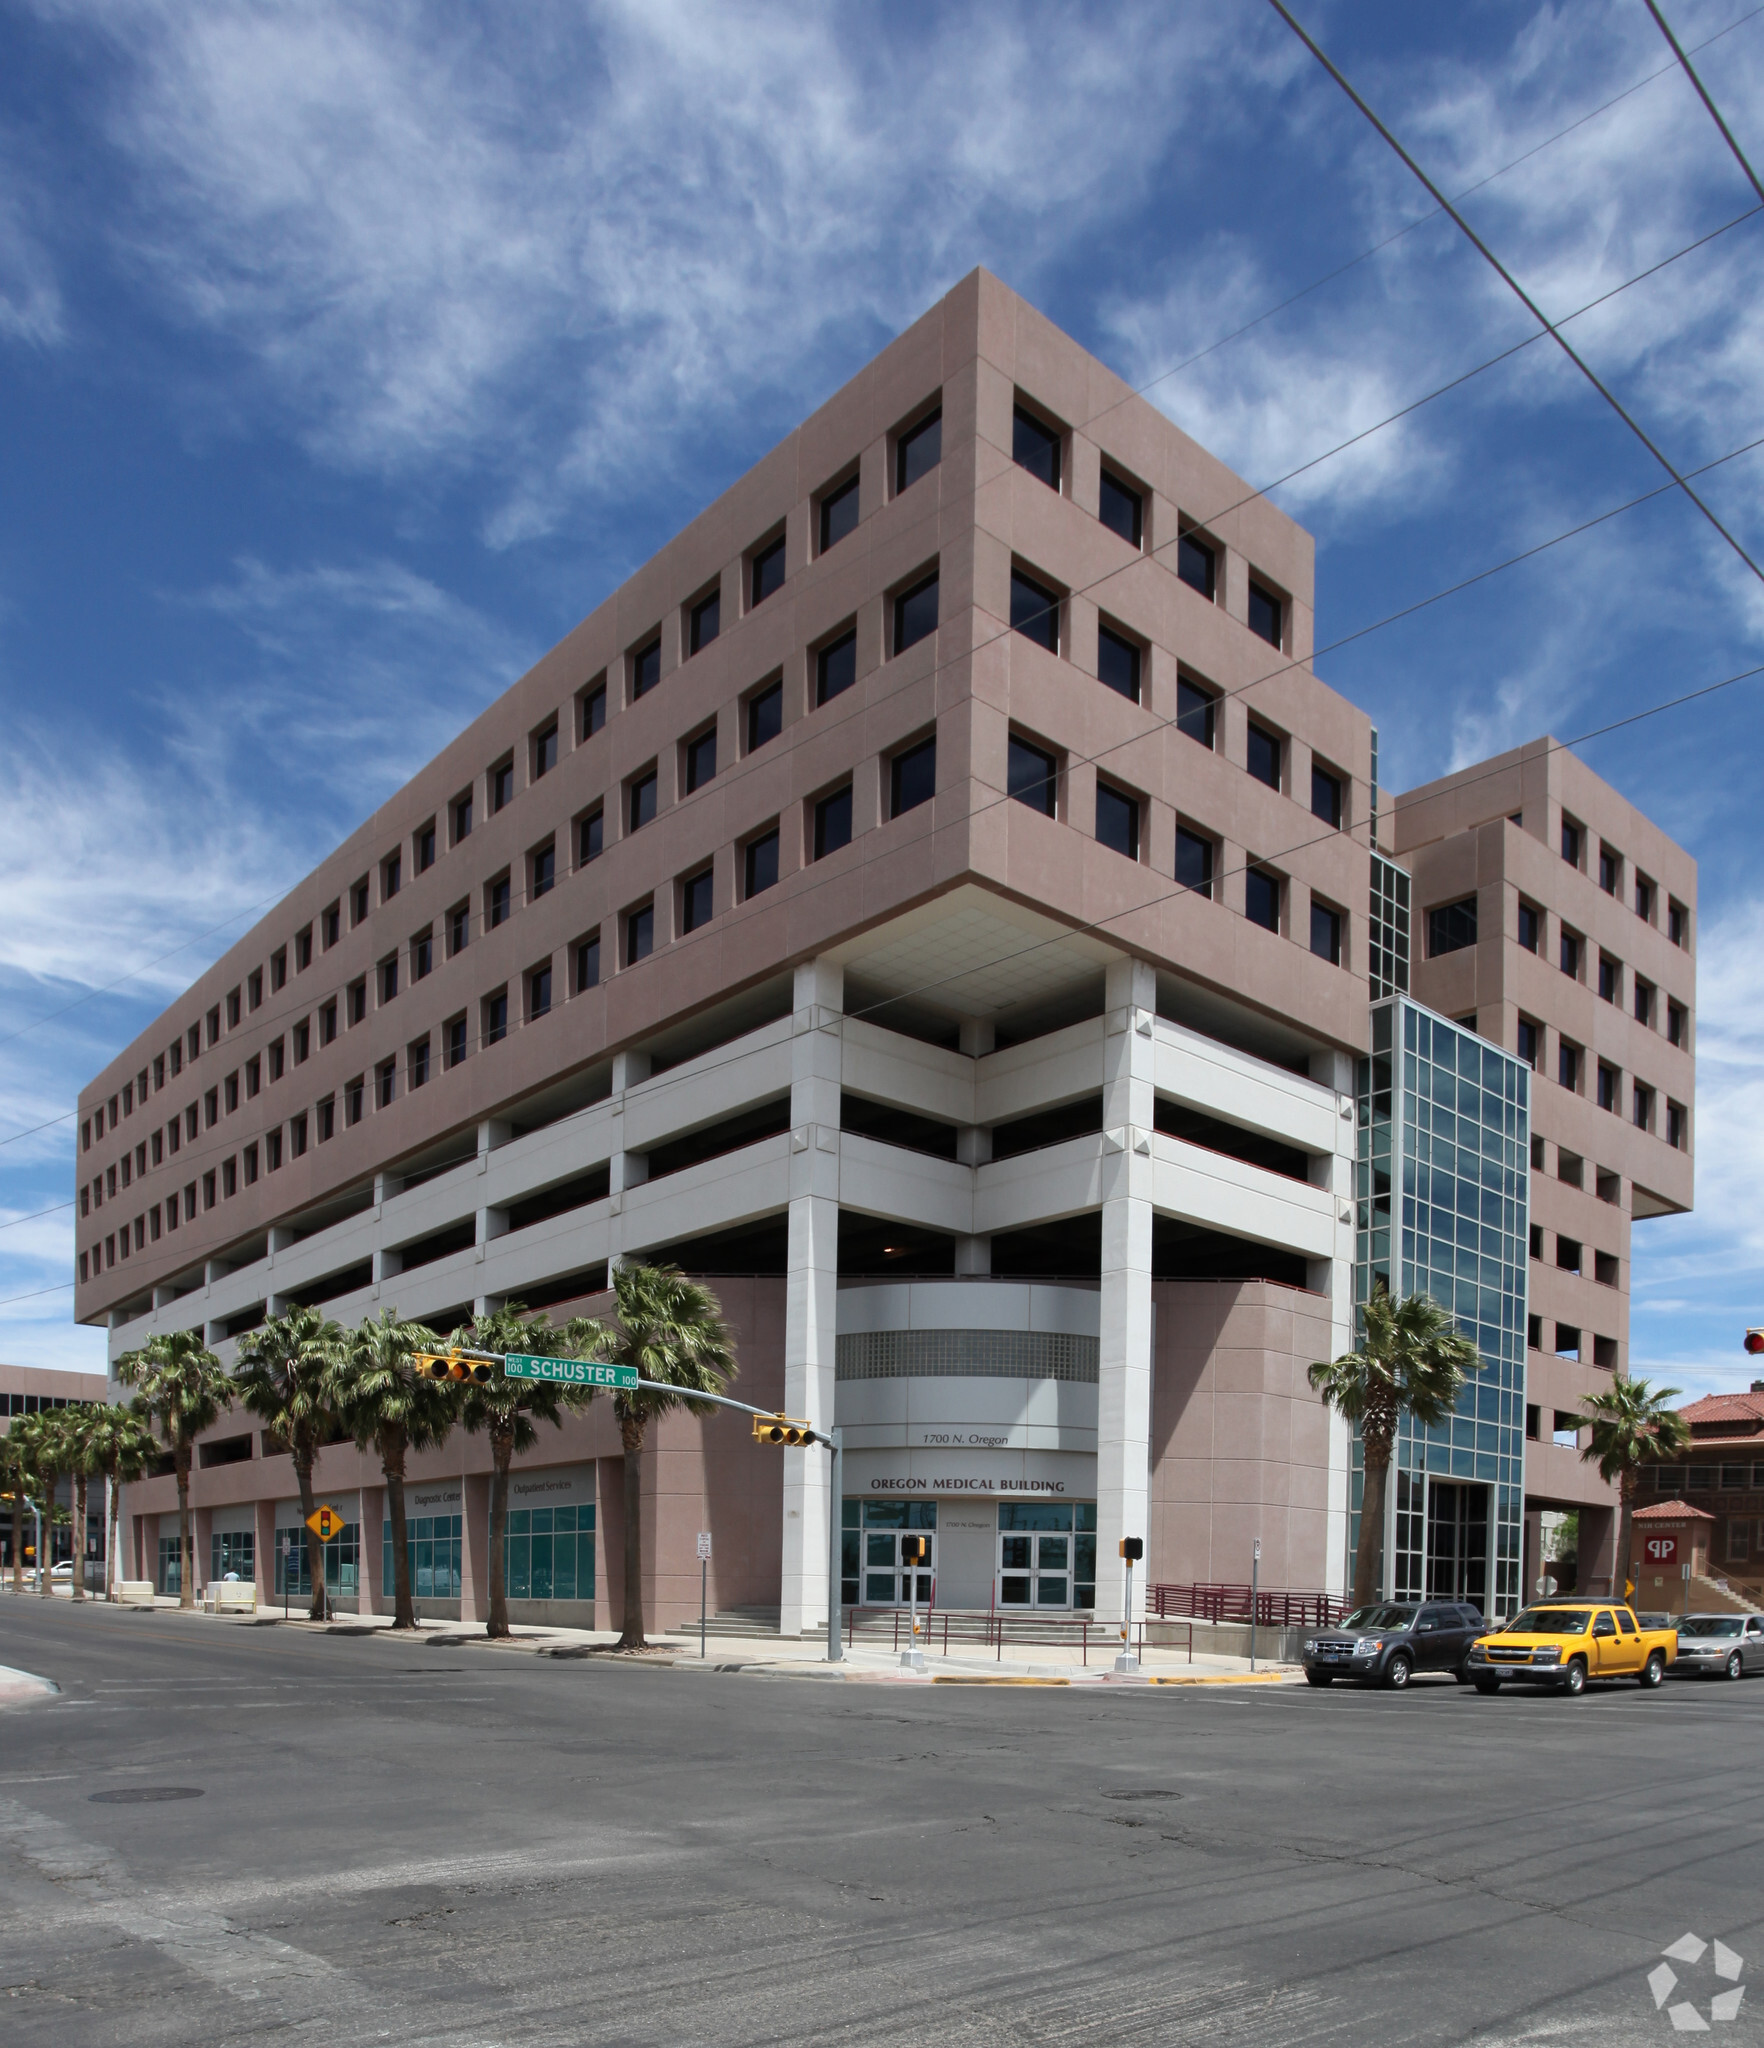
{"left": 0, "top": 1202, "right": 74, "bottom": 1233}
{"left": 1646, "top": 0, "right": 1764, "bottom": 209}
{"left": 1269, "top": 0, "right": 1764, "bottom": 592}
{"left": 0, "top": 1282, "right": 74, "bottom": 1310}
{"left": 0, "top": 1112, "right": 77, "bottom": 1151}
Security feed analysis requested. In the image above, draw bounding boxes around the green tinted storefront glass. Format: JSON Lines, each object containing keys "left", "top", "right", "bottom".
{"left": 384, "top": 1515, "right": 462, "bottom": 1599}
{"left": 502, "top": 1504, "right": 595, "bottom": 1601}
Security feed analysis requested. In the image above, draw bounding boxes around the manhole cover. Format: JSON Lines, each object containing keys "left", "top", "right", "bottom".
{"left": 89, "top": 1787, "right": 205, "bottom": 1805}
{"left": 1101, "top": 1789, "right": 1182, "bottom": 1801}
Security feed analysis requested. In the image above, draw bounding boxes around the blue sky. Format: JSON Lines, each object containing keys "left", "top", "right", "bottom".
{"left": 3, "top": 0, "right": 1762, "bottom": 1400}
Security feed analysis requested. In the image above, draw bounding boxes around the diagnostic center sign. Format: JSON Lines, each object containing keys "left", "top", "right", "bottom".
{"left": 503, "top": 1354, "right": 638, "bottom": 1391}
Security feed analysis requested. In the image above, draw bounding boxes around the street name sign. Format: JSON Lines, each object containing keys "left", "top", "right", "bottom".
{"left": 503, "top": 1354, "right": 638, "bottom": 1391}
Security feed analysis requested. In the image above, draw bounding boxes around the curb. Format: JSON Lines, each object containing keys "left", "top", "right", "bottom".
{"left": 0, "top": 1663, "right": 61, "bottom": 1703}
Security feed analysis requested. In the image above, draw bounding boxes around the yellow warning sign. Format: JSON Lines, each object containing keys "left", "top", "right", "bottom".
{"left": 306, "top": 1504, "right": 345, "bottom": 1543}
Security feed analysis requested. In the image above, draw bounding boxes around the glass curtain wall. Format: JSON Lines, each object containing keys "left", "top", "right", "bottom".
{"left": 276, "top": 1524, "right": 360, "bottom": 1598}
{"left": 384, "top": 1513, "right": 462, "bottom": 1599}
{"left": 503, "top": 1505, "right": 595, "bottom": 1599}
{"left": 1353, "top": 997, "right": 1529, "bottom": 1617}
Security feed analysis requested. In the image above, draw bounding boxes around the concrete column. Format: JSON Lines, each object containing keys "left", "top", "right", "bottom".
{"left": 780, "top": 958, "right": 843, "bottom": 1639}
{"left": 1096, "top": 956, "right": 1156, "bottom": 1629}
{"left": 357, "top": 1486, "right": 384, "bottom": 1616}
{"left": 254, "top": 1497, "right": 277, "bottom": 1608}
{"left": 459, "top": 1471, "right": 491, "bottom": 1625}
{"left": 596, "top": 1453, "right": 625, "bottom": 1635}
{"left": 955, "top": 1018, "right": 994, "bottom": 1276}
{"left": 607, "top": 1051, "right": 651, "bottom": 1271}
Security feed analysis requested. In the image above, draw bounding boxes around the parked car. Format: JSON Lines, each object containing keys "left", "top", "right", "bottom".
{"left": 1668, "top": 1612, "right": 1764, "bottom": 1680}
{"left": 1303, "top": 1601, "right": 1486, "bottom": 1689}
{"left": 1634, "top": 1611, "right": 1672, "bottom": 1631}
{"left": 1466, "top": 1602, "right": 1676, "bottom": 1696}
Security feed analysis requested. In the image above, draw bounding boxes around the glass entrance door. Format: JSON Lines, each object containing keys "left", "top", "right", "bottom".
{"left": 996, "top": 1502, "right": 1096, "bottom": 1609}
{"left": 855, "top": 1500, "right": 937, "bottom": 1607}
{"left": 1426, "top": 1481, "right": 1489, "bottom": 1606}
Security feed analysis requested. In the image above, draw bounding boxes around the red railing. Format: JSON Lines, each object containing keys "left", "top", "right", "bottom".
{"left": 844, "top": 1607, "right": 1193, "bottom": 1666}
{"left": 1153, "top": 1582, "right": 1348, "bottom": 1629}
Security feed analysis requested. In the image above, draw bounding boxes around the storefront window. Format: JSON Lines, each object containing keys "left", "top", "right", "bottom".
{"left": 278, "top": 1524, "right": 358, "bottom": 1597}
{"left": 385, "top": 1514, "right": 462, "bottom": 1599}
{"left": 503, "top": 1505, "right": 595, "bottom": 1599}
{"left": 209, "top": 1532, "right": 256, "bottom": 1582}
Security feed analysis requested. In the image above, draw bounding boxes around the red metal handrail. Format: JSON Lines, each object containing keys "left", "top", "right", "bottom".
{"left": 1152, "top": 1582, "right": 1348, "bottom": 1628}
{"left": 842, "top": 1607, "right": 1194, "bottom": 1666}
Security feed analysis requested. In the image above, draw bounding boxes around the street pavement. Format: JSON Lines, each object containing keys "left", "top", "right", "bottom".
{"left": 0, "top": 1594, "right": 1759, "bottom": 2046}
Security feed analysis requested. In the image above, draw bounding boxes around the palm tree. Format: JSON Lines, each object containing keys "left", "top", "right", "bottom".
{"left": 2, "top": 1417, "right": 54, "bottom": 1593}
{"left": 0, "top": 1429, "right": 28, "bottom": 1594}
{"left": 330, "top": 1310, "right": 449, "bottom": 1630}
{"left": 1309, "top": 1287, "right": 1482, "bottom": 1611}
{"left": 451, "top": 1305, "right": 602, "bottom": 1639}
{"left": 234, "top": 1307, "right": 348, "bottom": 1619}
{"left": 115, "top": 1329, "right": 231, "bottom": 1609}
{"left": 83, "top": 1403, "right": 158, "bottom": 1599}
{"left": 14, "top": 1410, "right": 69, "bottom": 1596}
{"left": 598, "top": 1263, "right": 736, "bottom": 1650}
{"left": 1579, "top": 1376, "right": 1692, "bottom": 1601}
{"left": 59, "top": 1404, "right": 108, "bottom": 1602}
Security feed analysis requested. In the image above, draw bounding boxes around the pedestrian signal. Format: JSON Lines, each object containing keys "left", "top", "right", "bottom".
{"left": 752, "top": 1414, "right": 814, "bottom": 1446}
{"left": 901, "top": 1535, "right": 928, "bottom": 1566}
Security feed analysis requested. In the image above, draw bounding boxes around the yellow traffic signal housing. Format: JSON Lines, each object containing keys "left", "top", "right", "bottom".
{"left": 752, "top": 1414, "right": 814, "bottom": 1446}
{"left": 901, "top": 1535, "right": 928, "bottom": 1565}
{"left": 414, "top": 1353, "right": 496, "bottom": 1384}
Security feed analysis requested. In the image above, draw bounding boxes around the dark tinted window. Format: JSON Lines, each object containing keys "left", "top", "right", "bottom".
{"left": 745, "top": 829, "right": 779, "bottom": 898}
{"left": 685, "top": 729, "right": 717, "bottom": 794}
{"left": 681, "top": 868, "right": 714, "bottom": 934}
{"left": 1516, "top": 1018, "right": 1538, "bottom": 1068}
{"left": 1177, "top": 531, "right": 1216, "bottom": 599}
{"left": 1007, "top": 736, "right": 1056, "bottom": 817}
{"left": 491, "top": 761, "right": 514, "bottom": 811}
{"left": 1013, "top": 407, "right": 1061, "bottom": 490}
{"left": 689, "top": 590, "right": 720, "bottom": 654}
{"left": 747, "top": 679, "right": 783, "bottom": 751}
{"left": 1245, "top": 869, "right": 1279, "bottom": 931}
{"left": 1248, "top": 581, "right": 1282, "bottom": 648}
{"left": 1098, "top": 470, "right": 1142, "bottom": 547}
{"left": 582, "top": 682, "right": 606, "bottom": 738}
{"left": 576, "top": 936, "right": 600, "bottom": 991}
{"left": 1097, "top": 625, "right": 1140, "bottom": 702}
{"left": 632, "top": 638, "right": 662, "bottom": 699}
{"left": 819, "top": 475, "right": 860, "bottom": 553}
{"left": 1562, "top": 821, "right": 1581, "bottom": 865}
{"left": 489, "top": 878, "right": 510, "bottom": 929}
{"left": 1428, "top": 897, "right": 1477, "bottom": 957}
{"left": 453, "top": 796, "right": 473, "bottom": 843}
{"left": 1176, "top": 827, "right": 1213, "bottom": 898}
{"left": 579, "top": 809, "right": 603, "bottom": 864}
{"left": 894, "top": 572, "right": 939, "bottom": 654}
{"left": 890, "top": 738, "right": 936, "bottom": 818}
{"left": 751, "top": 536, "right": 785, "bottom": 607}
{"left": 1310, "top": 901, "right": 1341, "bottom": 966}
{"left": 1095, "top": 783, "right": 1138, "bottom": 860}
{"left": 896, "top": 409, "right": 941, "bottom": 494}
{"left": 1010, "top": 568, "right": 1059, "bottom": 653}
{"left": 817, "top": 630, "right": 857, "bottom": 706}
{"left": 1247, "top": 723, "right": 1281, "bottom": 790}
{"left": 629, "top": 770, "right": 657, "bottom": 832}
{"left": 1176, "top": 677, "right": 1215, "bottom": 748}
{"left": 814, "top": 786, "right": 853, "bottom": 860}
{"left": 1311, "top": 767, "right": 1341, "bottom": 828}
{"left": 626, "top": 905, "right": 654, "bottom": 964}
{"left": 535, "top": 726, "right": 558, "bottom": 779}
{"left": 529, "top": 967, "right": 552, "bottom": 1020}
{"left": 1518, "top": 902, "right": 1539, "bottom": 952}
{"left": 532, "top": 844, "right": 555, "bottom": 898}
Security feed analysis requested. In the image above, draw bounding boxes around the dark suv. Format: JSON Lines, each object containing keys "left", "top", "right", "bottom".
{"left": 1303, "top": 1601, "right": 1486, "bottom": 1689}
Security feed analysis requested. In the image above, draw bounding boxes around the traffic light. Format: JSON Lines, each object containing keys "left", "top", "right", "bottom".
{"left": 1119, "top": 1536, "right": 1144, "bottom": 1562}
{"left": 415, "top": 1352, "right": 496, "bottom": 1383}
{"left": 1746, "top": 1329, "right": 1764, "bottom": 1356}
{"left": 752, "top": 1414, "right": 815, "bottom": 1446}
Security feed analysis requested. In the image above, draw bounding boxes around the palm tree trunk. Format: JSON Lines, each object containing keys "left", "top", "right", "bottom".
{"left": 176, "top": 1441, "right": 195, "bottom": 1608}
{"left": 71, "top": 1473, "right": 88, "bottom": 1602}
{"left": 1353, "top": 1442, "right": 1391, "bottom": 1612}
{"left": 487, "top": 1428, "right": 512, "bottom": 1639}
{"left": 10, "top": 1493, "right": 22, "bottom": 1594}
{"left": 382, "top": 1424, "right": 415, "bottom": 1630}
{"left": 106, "top": 1471, "right": 120, "bottom": 1600}
{"left": 294, "top": 1441, "right": 325, "bottom": 1622}
{"left": 618, "top": 1411, "right": 646, "bottom": 1650}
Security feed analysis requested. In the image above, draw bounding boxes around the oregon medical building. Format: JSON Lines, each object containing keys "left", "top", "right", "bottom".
{"left": 77, "top": 272, "right": 1697, "bottom": 1631}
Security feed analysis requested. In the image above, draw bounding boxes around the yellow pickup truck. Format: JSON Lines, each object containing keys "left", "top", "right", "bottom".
{"left": 1465, "top": 1601, "right": 1677, "bottom": 1697}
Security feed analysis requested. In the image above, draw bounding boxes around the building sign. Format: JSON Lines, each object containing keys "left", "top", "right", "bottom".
{"left": 841, "top": 1449, "right": 1093, "bottom": 1498}
{"left": 508, "top": 1464, "right": 594, "bottom": 1510}
{"left": 1644, "top": 1534, "right": 1678, "bottom": 1565}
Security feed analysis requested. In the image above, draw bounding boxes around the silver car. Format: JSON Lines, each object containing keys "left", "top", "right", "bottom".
{"left": 1669, "top": 1612, "right": 1764, "bottom": 1680}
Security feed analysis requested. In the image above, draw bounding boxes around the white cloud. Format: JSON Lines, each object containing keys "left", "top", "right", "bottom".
{"left": 0, "top": 186, "right": 63, "bottom": 347}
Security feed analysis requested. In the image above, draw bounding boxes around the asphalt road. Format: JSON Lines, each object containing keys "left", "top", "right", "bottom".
{"left": 0, "top": 1599, "right": 1759, "bottom": 2047}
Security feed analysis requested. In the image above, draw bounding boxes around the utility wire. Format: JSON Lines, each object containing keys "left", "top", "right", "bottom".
{"left": 1646, "top": 0, "right": 1764, "bottom": 208}
{"left": 0, "top": 1202, "right": 74, "bottom": 1233}
{"left": 1268, "top": 0, "right": 1764, "bottom": 591}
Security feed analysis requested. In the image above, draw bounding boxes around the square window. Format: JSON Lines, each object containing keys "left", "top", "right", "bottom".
{"left": 491, "top": 759, "right": 514, "bottom": 812}
{"left": 896, "top": 407, "right": 942, "bottom": 494}
{"left": 746, "top": 677, "right": 783, "bottom": 751}
{"left": 529, "top": 965, "right": 553, "bottom": 1020}
{"left": 531, "top": 842, "right": 555, "bottom": 900}
{"left": 534, "top": 723, "right": 558, "bottom": 778}
{"left": 814, "top": 785, "right": 853, "bottom": 860}
{"left": 744, "top": 828, "right": 780, "bottom": 898}
{"left": 890, "top": 737, "right": 936, "bottom": 818}
{"left": 578, "top": 808, "right": 604, "bottom": 866}
{"left": 1246, "top": 722, "right": 1281, "bottom": 791}
{"left": 409, "top": 1038, "right": 430, "bottom": 1089}
{"left": 1010, "top": 567, "right": 1059, "bottom": 653}
{"left": 445, "top": 1016, "right": 468, "bottom": 1068}
{"left": 1177, "top": 530, "right": 1216, "bottom": 600}
{"left": 574, "top": 937, "right": 600, "bottom": 993}
{"left": 1098, "top": 469, "right": 1142, "bottom": 547}
{"left": 415, "top": 823, "right": 435, "bottom": 872}
{"left": 1428, "top": 898, "right": 1477, "bottom": 956}
{"left": 448, "top": 902, "right": 469, "bottom": 955}
{"left": 581, "top": 680, "right": 607, "bottom": 739}
{"left": 1176, "top": 826, "right": 1214, "bottom": 899}
{"left": 1247, "top": 580, "right": 1282, "bottom": 648}
{"left": 453, "top": 794, "right": 474, "bottom": 844}
{"left": 818, "top": 475, "right": 859, "bottom": 554}
{"left": 1095, "top": 782, "right": 1139, "bottom": 861}
{"left": 1245, "top": 868, "right": 1280, "bottom": 932}
{"left": 1310, "top": 900, "right": 1342, "bottom": 966}
{"left": 893, "top": 570, "right": 939, "bottom": 654}
{"left": 626, "top": 904, "right": 654, "bottom": 964}
{"left": 1007, "top": 735, "right": 1056, "bottom": 817}
{"left": 1012, "top": 405, "right": 1061, "bottom": 490}
{"left": 682, "top": 588, "right": 718, "bottom": 658}
{"left": 1096, "top": 623, "right": 1140, "bottom": 702}
{"left": 750, "top": 535, "right": 786, "bottom": 608}
{"left": 631, "top": 637, "right": 662, "bottom": 700}
{"left": 685, "top": 727, "right": 717, "bottom": 794}
{"left": 1311, "top": 766, "right": 1342, "bottom": 828}
{"left": 484, "top": 992, "right": 509, "bottom": 1046}
{"left": 628, "top": 770, "right": 657, "bottom": 833}
{"left": 816, "top": 629, "right": 857, "bottom": 706}
{"left": 1176, "top": 676, "right": 1215, "bottom": 749}
{"left": 412, "top": 930, "right": 432, "bottom": 982}
{"left": 680, "top": 868, "right": 714, "bottom": 934}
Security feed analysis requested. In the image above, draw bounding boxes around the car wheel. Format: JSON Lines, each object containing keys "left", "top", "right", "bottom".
{"left": 1384, "top": 1652, "right": 1412, "bottom": 1691}
{"left": 1305, "top": 1670, "right": 1334, "bottom": 1688}
{"left": 1454, "top": 1662, "right": 1472, "bottom": 1685}
{"left": 1473, "top": 1676, "right": 1501, "bottom": 1695}
{"left": 1562, "top": 1657, "right": 1586, "bottom": 1697}
{"left": 1725, "top": 1651, "right": 1744, "bottom": 1682}
{"left": 1639, "top": 1651, "right": 1666, "bottom": 1689}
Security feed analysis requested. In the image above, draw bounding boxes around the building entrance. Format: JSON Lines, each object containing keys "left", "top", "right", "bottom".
{"left": 996, "top": 1502, "right": 1097, "bottom": 1610}
{"left": 1427, "top": 1482, "right": 1490, "bottom": 1605}
{"left": 855, "top": 1500, "right": 937, "bottom": 1607}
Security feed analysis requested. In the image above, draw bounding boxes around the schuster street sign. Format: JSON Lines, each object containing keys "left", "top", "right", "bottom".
{"left": 503, "top": 1354, "right": 638, "bottom": 1391}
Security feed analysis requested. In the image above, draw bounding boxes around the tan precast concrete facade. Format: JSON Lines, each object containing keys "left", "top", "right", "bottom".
{"left": 78, "top": 271, "right": 1696, "bottom": 1631}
